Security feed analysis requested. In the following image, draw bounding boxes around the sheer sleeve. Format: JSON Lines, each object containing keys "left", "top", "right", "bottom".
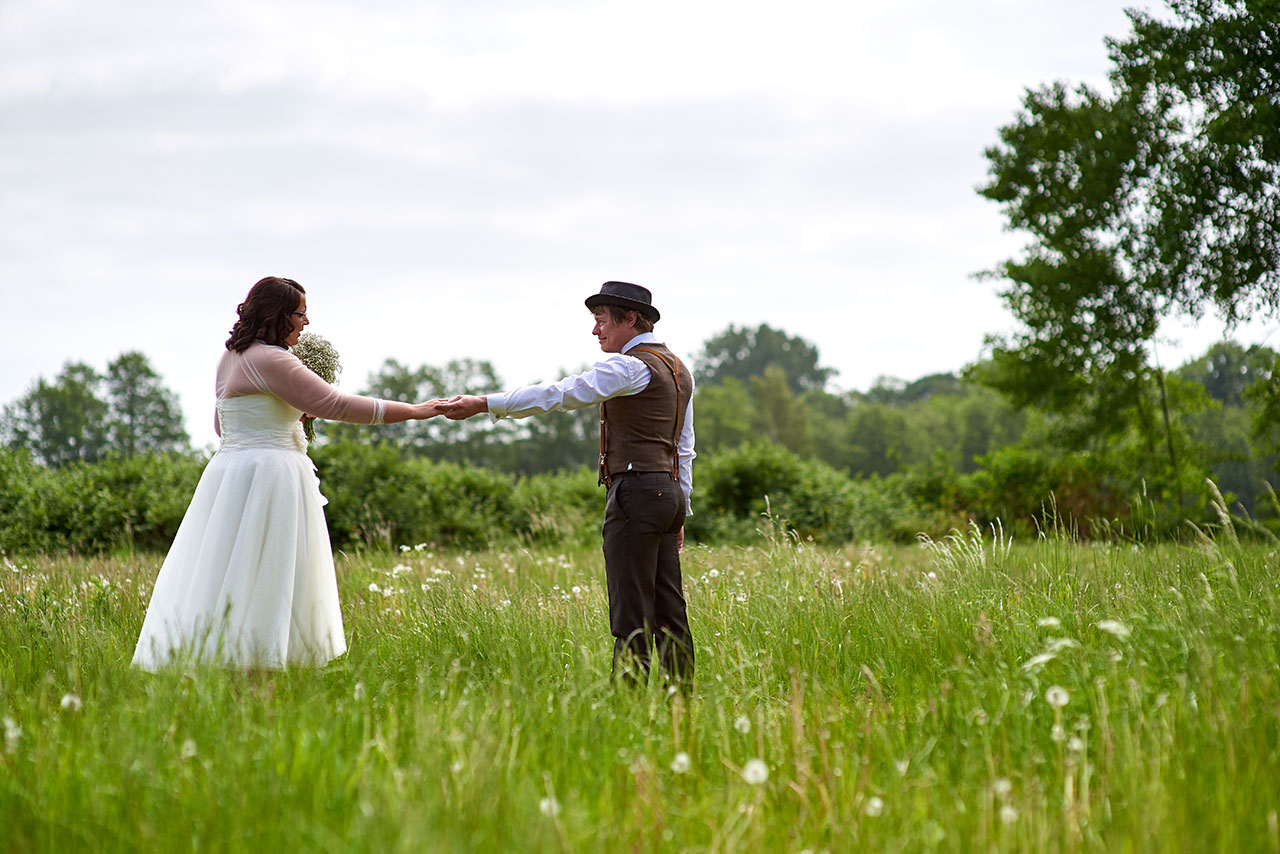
{"left": 233, "top": 344, "right": 387, "bottom": 425}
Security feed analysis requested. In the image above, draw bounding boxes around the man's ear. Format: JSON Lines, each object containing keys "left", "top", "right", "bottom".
{"left": 626, "top": 310, "right": 639, "bottom": 328}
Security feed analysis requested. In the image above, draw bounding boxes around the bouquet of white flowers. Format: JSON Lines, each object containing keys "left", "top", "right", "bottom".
{"left": 291, "top": 332, "right": 342, "bottom": 443}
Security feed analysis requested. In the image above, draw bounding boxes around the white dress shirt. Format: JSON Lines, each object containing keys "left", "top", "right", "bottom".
{"left": 487, "top": 333, "right": 696, "bottom": 513}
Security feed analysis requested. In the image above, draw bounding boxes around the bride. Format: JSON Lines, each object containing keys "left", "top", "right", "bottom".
{"left": 132, "top": 276, "right": 440, "bottom": 671}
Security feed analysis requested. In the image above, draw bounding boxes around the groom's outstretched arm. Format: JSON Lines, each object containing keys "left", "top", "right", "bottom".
{"left": 439, "top": 395, "right": 488, "bottom": 420}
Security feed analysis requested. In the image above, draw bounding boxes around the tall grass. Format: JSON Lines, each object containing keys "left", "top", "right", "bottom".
{"left": 2, "top": 522, "right": 1278, "bottom": 852}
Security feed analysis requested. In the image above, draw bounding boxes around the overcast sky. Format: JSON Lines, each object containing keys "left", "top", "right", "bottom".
{"left": 3, "top": 0, "right": 1276, "bottom": 448}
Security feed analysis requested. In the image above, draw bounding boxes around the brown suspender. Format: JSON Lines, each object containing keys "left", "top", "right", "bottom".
{"left": 598, "top": 348, "right": 684, "bottom": 487}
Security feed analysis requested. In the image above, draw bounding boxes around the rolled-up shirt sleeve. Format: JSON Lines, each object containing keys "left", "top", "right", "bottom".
{"left": 249, "top": 346, "right": 387, "bottom": 424}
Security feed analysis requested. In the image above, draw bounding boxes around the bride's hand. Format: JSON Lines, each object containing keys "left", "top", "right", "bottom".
{"left": 414, "top": 400, "right": 445, "bottom": 420}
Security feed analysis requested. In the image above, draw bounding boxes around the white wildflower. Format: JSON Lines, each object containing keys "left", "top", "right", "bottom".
{"left": 3, "top": 717, "right": 21, "bottom": 753}
{"left": 60, "top": 692, "right": 83, "bottom": 712}
{"left": 864, "top": 796, "right": 884, "bottom": 817}
{"left": 1096, "top": 619, "right": 1131, "bottom": 639}
{"left": 1021, "top": 652, "right": 1056, "bottom": 671}
{"left": 180, "top": 739, "right": 198, "bottom": 760}
{"left": 1045, "top": 685, "right": 1070, "bottom": 708}
{"left": 742, "top": 759, "right": 769, "bottom": 785}
{"left": 999, "top": 805, "right": 1018, "bottom": 824}
{"left": 1068, "top": 736, "right": 1085, "bottom": 753}
{"left": 1051, "top": 724, "right": 1066, "bottom": 742}
{"left": 670, "top": 752, "right": 691, "bottom": 774}
{"left": 733, "top": 715, "right": 751, "bottom": 734}
{"left": 368, "top": 581, "right": 380, "bottom": 593}
{"left": 992, "top": 777, "right": 1012, "bottom": 797}
{"left": 539, "top": 797, "right": 561, "bottom": 817}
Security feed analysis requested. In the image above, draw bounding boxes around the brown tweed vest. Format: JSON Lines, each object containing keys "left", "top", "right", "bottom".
{"left": 599, "top": 343, "right": 692, "bottom": 484}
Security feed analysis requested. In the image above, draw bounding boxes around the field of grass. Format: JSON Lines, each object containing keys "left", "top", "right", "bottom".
{"left": 3, "top": 521, "right": 1280, "bottom": 852}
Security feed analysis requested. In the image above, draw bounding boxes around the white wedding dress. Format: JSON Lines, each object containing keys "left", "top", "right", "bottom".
{"left": 132, "top": 344, "right": 387, "bottom": 671}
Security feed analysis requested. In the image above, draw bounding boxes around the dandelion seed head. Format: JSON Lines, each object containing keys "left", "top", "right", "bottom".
{"left": 733, "top": 715, "right": 751, "bottom": 734}
{"left": 670, "top": 752, "right": 691, "bottom": 774}
{"left": 864, "top": 795, "right": 884, "bottom": 817}
{"left": 742, "top": 758, "right": 769, "bottom": 785}
{"left": 539, "top": 797, "right": 561, "bottom": 817}
{"left": 993, "top": 777, "right": 1012, "bottom": 797}
{"left": 1045, "top": 685, "right": 1070, "bottom": 707}
{"left": 60, "top": 692, "right": 82, "bottom": 712}
{"left": 1068, "top": 736, "right": 1085, "bottom": 753}
{"left": 1000, "top": 805, "right": 1018, "bottom": 824}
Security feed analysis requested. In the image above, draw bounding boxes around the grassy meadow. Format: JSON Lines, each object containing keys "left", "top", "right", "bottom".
{"left": 3, "top": 520, "right": 1280, "bottom": 852}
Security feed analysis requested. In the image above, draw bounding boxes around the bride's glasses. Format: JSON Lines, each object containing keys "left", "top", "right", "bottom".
{"left": 292, "top": 311, "right": 308, "bottom": 320}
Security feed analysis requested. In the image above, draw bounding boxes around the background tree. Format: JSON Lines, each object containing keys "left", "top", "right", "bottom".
{"left": 1, "top": 362, "right": 111, "bottom": 466}
{"left": 695, "top": 324, "right": 835, "bottom": 393}
{"left": 105, "top": 351, "right": 189, "bottom": 457}
{"left": 977, "top": 0, "right": 1279, "bottom": 498}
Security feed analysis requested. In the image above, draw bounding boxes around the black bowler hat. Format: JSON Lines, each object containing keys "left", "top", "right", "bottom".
{"left": 584, "top": 281, "right": 660, "bottom": 322}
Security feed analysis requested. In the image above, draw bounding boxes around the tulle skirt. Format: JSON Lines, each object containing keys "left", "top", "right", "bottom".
{"left": 131, "top": 445, "right": 346, "bottom": 671}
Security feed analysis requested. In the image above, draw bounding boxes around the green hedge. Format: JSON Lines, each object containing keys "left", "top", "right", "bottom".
{"left": 0, "top": 438, "right": 1238, "bottom": 556}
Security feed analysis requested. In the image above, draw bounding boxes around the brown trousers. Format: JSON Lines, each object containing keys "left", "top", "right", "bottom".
{"left": 602, "top": 471, "right": 694, "bottom": 684}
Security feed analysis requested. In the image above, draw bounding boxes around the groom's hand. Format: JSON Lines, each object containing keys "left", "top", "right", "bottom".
{"left": 439, "top": 394, "right": 488, "bottom": 420}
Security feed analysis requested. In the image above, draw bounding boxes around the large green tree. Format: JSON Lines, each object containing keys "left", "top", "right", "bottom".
{"left": 695, "top": 324, "right": 835, "bottom": 394}
{"left": 105, "top": 351, "right": 189, "bottom": 457}
{"left": 2, "top": 354, "right": 190, "bottom": 466}
{"left": 2, "top": 362, "right": 110, "bottom": 466}
{"left": 978, "top": 0, "right": 1278, "bottom": 497}
{"left": 980, "top": 0, "right": 1278, "bottom": 398}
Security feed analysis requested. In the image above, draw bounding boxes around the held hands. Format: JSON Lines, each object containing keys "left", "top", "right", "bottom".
{"left": 413, "top": 398, "right": 452, "bottom": 420}
{"left": 436, "top": 394, "right": 489, "bottom": 420}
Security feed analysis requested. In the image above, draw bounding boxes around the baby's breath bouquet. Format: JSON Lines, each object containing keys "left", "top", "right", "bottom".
{"left": 291, "top": 332, "right": 342, "bottom": 443}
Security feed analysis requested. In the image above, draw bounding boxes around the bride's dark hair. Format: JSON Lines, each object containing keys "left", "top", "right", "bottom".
{"left": 225, "top": 277, "right": 306, "bottom": 352}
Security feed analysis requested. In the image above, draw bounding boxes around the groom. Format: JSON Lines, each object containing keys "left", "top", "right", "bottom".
{"left": 439, "top": 282, "right": 696, "bottom": 686}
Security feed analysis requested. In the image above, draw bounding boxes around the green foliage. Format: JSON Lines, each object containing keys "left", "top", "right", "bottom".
{"left": 695, "top": 323, "right": 834, "bottom": 393}
{"left": 1, "top": 362, "right": 111, "bottom": 467}
{"left": 1, "top": 353, "right": 188, "bottom": 467}
{"left": 0, "top": 449, "right": 206, "bottom": 554}
{"left": 104, "top": 351, "right": 189, "bottom": 457}
{"left": 978, "top": 0, "right": 1280, "bottom": 497}
{"left": 687, "top": 441, "right": 854, "bottom": 543}
{"left": 311, "top": 441, "right": 600, "bottom": 551}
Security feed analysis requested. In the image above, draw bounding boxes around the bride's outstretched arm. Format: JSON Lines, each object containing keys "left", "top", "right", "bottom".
{"left": 381, "top": 399, "right": 445, "bottom": 423}
{"left": 247, "top": 345, "right": 440, "bottom": 425}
